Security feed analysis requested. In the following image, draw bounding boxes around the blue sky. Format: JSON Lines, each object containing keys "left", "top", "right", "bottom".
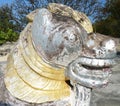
{"left": 0, "top": 0, "right": 106, "bottom": 6}
{"left": 0, "top": 0, "right": 14, "bottom": 6}
{"left": 0, "top": 0, "right": 106, "bottom": 23}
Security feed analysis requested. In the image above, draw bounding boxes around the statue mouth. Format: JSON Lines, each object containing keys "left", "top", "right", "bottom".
{"left": 66, "top": 56, "right": 116, "bottom": 88}
{"left": 77, "top": 57, "right": 116, "bottom": 67}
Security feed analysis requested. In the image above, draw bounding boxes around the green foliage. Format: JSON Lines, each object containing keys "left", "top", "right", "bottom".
{"left": 0, "top": 28, "right": 19, "bottom": 45}
{"left": 105, "top": 0, "right": 120, "bottom": 20}
{"left": 0, "top": 5, "right": 19, "bottom": 45}
{"left": 94, "top": 17, "right": 120, "bottom": 37}
{"left": 94, "top": 0, "right": 120, "bottom": 38}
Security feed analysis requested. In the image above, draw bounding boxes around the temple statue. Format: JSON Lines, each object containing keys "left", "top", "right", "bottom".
{"left": 0, "top": 3, "right": 117, "bottom": 106}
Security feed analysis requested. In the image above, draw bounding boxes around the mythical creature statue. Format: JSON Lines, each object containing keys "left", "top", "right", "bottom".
{"left": 1, "top": 3, "right": 117, "bottom": 106}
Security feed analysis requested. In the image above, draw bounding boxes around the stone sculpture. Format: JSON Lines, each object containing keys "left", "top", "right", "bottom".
{"left": 1, "top": 3, "right": 117, "bottom": 106}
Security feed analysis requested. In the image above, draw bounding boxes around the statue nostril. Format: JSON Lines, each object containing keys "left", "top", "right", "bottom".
{"left": 102, "top": 39, "right": 116, "bottom": 51}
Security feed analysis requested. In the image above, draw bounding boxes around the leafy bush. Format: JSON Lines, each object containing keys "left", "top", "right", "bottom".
{"left": 0, "top": 28, "right": 19, "bottom": 45}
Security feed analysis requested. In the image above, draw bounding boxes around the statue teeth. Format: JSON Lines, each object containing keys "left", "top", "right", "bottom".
{"left": 82, "top": 58, "right": 87, "bottom": 64}
{"left": 87, "top": 58, "right": 92, "bottom": 64}
{"left": 78, "top": 57, "right": 115, "bottom": 67}
{"left": 104, "top": 60, "right": 110, "bottom": 66}
{"left": 98, "top": 60, "right": 104, "bottom": 67}
{"left": 91, "top": 59, "right": 98, "bottom": 66}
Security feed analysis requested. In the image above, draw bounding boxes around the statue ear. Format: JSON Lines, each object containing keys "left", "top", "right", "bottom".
{"left": 32, "top": 8, "right": 53, "bottom": 57}
{"left": 32, "top": 8, "right": 52, "bottom": 28}
{"left": 32, "top": 8, "right": 53, "bottom": 44}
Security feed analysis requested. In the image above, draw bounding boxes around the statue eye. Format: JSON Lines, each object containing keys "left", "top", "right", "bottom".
{"left": 68, "top": 34, "right": 77, "bottom": 42}
{"left": 64, "top": 34, "right": 77, "bottom": 43}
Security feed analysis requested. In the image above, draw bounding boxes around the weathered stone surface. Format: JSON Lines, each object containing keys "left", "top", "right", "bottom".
{"left": 0, "top": 42, "right": 15, "bottom": 57}
{"left": 90, "top": 58, "right": 120, "bottom": 106}
{"left": 0, "top": 42, "right": 15, "bottom": 63}
{"left": 91, "top": 98, "right": 120, "bottom": 106}
{"left": 48, "top": 3, "right": 93, "bottom": 34}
